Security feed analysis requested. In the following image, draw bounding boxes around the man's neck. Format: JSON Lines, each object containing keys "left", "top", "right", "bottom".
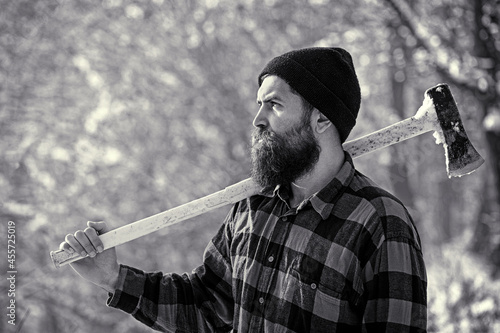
{"left": 288, "top": 149, "right": 345, "bottom": 208}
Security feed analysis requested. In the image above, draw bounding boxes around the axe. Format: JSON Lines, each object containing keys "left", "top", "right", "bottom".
{"left": 50, "top": 83, "right": 484, "bottom": 268}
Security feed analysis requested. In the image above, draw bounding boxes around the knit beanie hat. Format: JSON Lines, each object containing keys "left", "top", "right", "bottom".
{"left": 258, "top": 47, "right": 361, "bottom": 143}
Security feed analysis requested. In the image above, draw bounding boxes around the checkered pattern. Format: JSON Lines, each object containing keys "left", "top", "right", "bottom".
{"left": 107, "top": 153, "right": 427, "bottom": 332}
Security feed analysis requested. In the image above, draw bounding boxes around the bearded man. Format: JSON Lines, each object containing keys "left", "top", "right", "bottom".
{"left": 59, "top": 47, "right": 427, "bottom": 332}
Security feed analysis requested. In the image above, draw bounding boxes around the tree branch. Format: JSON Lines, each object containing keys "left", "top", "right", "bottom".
{"left": 384, "top": 0, "right": 486, "bottom": 95}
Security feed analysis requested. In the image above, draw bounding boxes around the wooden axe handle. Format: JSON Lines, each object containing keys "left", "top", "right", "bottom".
{"left": 48, "top": 87, "right": 444, "bottom": 268}
{"left": 50, "top": 178, "right": 261, "bottom": 267}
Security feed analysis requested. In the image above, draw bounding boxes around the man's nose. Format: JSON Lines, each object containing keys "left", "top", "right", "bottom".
{"left": 252, "top": 106, "right": 268, "bottom": 128}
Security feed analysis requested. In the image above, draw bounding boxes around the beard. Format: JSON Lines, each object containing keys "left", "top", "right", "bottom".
{"left": 251, "top": 120, "right": 321, "bottom": 190}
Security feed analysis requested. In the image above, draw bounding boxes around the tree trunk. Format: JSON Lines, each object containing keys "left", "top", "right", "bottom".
{"left": 469, "top": 0, "right": 500, "bottom": 272}
{"left": 387, "top": 19, "right": 416, "bottom": 210}
{"left": 471, "top": 127, "right": 500, "bottom": 270}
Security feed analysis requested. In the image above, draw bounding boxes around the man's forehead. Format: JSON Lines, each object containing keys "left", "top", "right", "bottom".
{"left": 257, "top": 75, "right": 293, "bottom": 101}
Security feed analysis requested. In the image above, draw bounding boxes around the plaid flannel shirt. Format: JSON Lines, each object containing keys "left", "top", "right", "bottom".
{"left": 107, "top": 153, "right": 427, "bottom": 332}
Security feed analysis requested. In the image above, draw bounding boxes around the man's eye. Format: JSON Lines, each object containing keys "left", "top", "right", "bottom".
{"left": 257, "top": 100, "right": 280, "bottom": 109}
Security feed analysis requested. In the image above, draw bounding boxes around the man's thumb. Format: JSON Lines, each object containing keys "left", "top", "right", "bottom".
{"left": 87, "top": 220, "right": 109, "bottom": 234}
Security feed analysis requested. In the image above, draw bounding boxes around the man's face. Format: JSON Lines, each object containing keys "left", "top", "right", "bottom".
{"left": 251, "top": 76, "right": 320, "bottom": 189}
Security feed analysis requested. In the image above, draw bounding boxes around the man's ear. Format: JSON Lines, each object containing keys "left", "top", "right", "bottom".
{"left": 313, "top": 111, "right": 332, "bottom": 134}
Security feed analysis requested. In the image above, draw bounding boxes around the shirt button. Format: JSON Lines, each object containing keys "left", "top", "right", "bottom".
{"left": 259, "top": 297, "right": 265, "bottom": 304}
{"left": 268, "top": 256, "right": 274, "bottom": 263}
{"left": 311, "top": 283, "right": 317, "bottom": 290}
{"left": 282, "top": 216, "right": 288, "bottom": 222}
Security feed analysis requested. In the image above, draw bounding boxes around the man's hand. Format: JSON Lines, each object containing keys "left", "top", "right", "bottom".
{"left": 59, "top": 221, "right": 120, "bottom": 293}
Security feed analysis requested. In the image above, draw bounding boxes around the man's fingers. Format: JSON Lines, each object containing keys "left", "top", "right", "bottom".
{"left": 74, "top": 230, "right": 98, "bottom": 257}
{"left": 64, "top": 233, "right": 87, "bottom": 257}
{"left": 59, "top": 241, "right": 74, "bottom": 253}
{"left": 59, "top": 221, "right": 109, "bottom": 258}
{"left": 84, "top": 226, "right": 104, "bottom": 253}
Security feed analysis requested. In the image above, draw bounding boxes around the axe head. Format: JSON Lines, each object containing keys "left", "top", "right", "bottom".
{"left": 426, "top": 84, "right": 485, "bottom": 178}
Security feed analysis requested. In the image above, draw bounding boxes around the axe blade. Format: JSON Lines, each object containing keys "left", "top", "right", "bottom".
{"left": 426, "top": 84, "right": 485, "bottom": 177}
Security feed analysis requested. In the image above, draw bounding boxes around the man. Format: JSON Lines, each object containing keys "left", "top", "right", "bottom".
{"left": 60, "top": 47, "right": 427, "bottom": 332}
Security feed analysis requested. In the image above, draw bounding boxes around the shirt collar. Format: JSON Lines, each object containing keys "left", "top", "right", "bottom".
{"left": 264, "top": 152, "right": 356, "bottom": 220}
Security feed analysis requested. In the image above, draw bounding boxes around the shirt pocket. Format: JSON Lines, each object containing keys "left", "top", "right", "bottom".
{"left": 284, "top": 266, "right": 343, "bottom": 324}
{"left": 292, "top": 254, "right": 360, "bottom": 308}
{"left": 295, "top": 258, "right": 340, "bottom": 294}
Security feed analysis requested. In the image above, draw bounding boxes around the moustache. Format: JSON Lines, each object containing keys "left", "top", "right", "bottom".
{"left": 252, "top": 128, "right": 276, "bottom": 146}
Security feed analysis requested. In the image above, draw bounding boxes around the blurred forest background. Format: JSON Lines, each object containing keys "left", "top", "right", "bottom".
{"left": 0, "top": 0, "right": 499, "bottom": 332}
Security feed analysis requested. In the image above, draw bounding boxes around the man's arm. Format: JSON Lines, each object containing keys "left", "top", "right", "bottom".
{"left": 362, "top": 234, "right": 427, "bottom": 332}
{"left": 105, "top": 220, "right": 235, "bottom": 332}
{"left": 60, "top": 215, "right": 236, "bottom": 332}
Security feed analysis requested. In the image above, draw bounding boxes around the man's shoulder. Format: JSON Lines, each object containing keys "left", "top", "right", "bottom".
{"left": 341, "top": 170, "right": 420, "bottom": 245}
{"left": 348, "top": 170, "right": 408, "bottom": 214}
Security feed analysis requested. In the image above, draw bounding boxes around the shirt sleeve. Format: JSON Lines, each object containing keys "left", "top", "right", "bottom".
{"left": 106, "top": 207, "right": 237, "bottom": 333}
{"left": 362, "top": 231, "right": 427, "bottom": 332}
